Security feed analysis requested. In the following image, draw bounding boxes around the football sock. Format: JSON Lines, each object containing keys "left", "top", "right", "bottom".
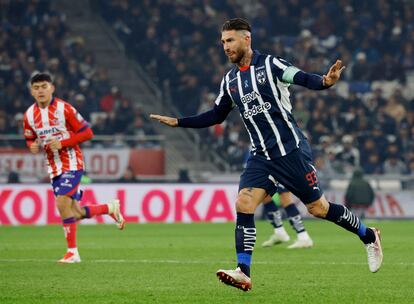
{"left": 325, "top": 202, "right": 375, "bottom": 244}
{"left": 285, "top": 204, "right": 306, "bottom": 233}
{"left": 83, "top": 204, "right": 109, "bottom": 218}
{"left": 235, "top": 212, "right": 256, "bottom": 277}
{"left": 62, "top": 217, "right": 77, "bottom": 249}
{"left": 263, "top": 200, "right": 283, "bottom": 228}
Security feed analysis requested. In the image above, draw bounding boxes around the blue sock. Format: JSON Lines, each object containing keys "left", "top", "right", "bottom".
{"left": 325, "top": 202, "right": 375, "bottom": 244}
{"left": 284, "top": 204, "right": 305, "bottom": 233}
{"left": 263, "top": 200, "right": 283, "bottom": 228}
{"left": 235, "top": 212, "right": 256, "bottom": 277}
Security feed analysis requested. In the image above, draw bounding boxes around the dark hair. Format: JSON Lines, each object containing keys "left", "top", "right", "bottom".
{"left": 30, "top": 73, "right": 53, "bottom": 84}
{"left": 221, "top": 18, "right": 251, "bottom": 32}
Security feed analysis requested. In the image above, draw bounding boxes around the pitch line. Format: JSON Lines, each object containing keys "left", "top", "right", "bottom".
{"left": 0, "top": 258, "right": 413, "bottom": 266}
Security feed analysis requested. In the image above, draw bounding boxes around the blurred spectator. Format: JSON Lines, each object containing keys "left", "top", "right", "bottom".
{"left": 345, "top": 168, "right": 375, "bottom": 219}
{"left": 117, "top": 167, "right": 138, "bottom": 183}
{"left": 351, "top": 52, "right": 372, "bottom": 81}
{"left": 335, "top": 135, "right": 360, "bottom": 173}
{"left": 383, "top": 154, "right": 408, "bottom": 175}
{"left": 7, "top": 171, "right": 20, "bottom": 183}
{"left": 177, "top": 168, "right": 192, "bottom": 183}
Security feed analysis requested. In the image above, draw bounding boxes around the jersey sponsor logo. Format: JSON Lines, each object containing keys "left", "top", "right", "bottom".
{"left": 243, "top": 227, "right": 256, "bottom": 251}
{"left": 244, "top": 79, "right": 249, "bottom": 88}
{"left": 61, "top": 179, "right": 73, "bottom": 187}
{"left": 256, "top": 70, "right": 266, "bottom": 85}
{"left": 62, "top": 172, "right": 75, "bottom": 178}
{"left": 37, "top": 126, "right": 60, "bottom": 136}
{"left": 240, "top": 91, "right": 261, "bottom": 104}
{"left": 243, "top": 102, "right": 271, "bottom": 119}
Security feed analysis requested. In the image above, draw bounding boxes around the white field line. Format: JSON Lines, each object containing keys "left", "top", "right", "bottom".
{"left": 0, "top": 258, "right": 413, "bottom": 266}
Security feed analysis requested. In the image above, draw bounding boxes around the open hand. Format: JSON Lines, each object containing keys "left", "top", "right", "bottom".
{"left": 29, "top": 141, "right": 40, "bottom": 154}
{"left": 323, "top": 60, "right": 346, "bottom": 87}
{"left": 150, "top": 114, "right": 178, "bottom": 127}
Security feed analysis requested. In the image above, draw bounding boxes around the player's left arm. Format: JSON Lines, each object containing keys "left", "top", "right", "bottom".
{"left": 274, "top": 57, "right": 345, "bottom": 90}
{"left": 49, "top": 104, "right": 93, "bottom": 151}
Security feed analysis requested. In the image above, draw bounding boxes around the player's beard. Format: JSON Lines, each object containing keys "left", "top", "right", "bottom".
{"left": 229, "top": 48, "right": 245, "bottom": 64}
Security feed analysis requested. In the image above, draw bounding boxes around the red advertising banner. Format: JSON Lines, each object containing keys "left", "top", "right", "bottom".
{"left": 0, "top": 184, "right": 413, "bottom": 226}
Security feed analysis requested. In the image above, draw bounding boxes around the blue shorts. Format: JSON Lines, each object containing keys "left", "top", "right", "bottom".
{"left": 239, "top": 143, "right": 322, "bottom": 204}
{"left": 51, "top": 170, "right": 84, "bottom": 201}
{"left": 276, "top": 139, "right": 314, "bottom": 194}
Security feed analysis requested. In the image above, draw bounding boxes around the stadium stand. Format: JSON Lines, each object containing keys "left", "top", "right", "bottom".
{"left": 2, "top": 0, "right": 414, "bottom": 178}
{"left": 0, "top": 0, "right": 157, "bottom": 149}
{"left": 97, "top": 0, "right": 414, "bottom": 175}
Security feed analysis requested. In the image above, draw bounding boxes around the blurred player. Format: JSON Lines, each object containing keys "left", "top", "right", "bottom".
{"left": 151, "top": 18, "right": 383, "bottom": 291}
{"left": 23, "top": 73, "right": 125, "bottom": 263}
{"left": 262, "top": 129, "right": 314, "bottom": 249}
{"left": 262, "top": 191, "right": 313, "bottom": 249}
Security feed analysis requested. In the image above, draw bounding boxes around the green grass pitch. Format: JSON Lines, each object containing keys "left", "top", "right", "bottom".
{"left": 1, "top": 220, "right": 413, "bottom": 303}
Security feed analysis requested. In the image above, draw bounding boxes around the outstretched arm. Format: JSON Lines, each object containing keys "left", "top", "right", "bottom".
{"left": 150, "top": 104, "right": 232, "bottom": 129}
{"left": 282, "top": 60, "right": 345, "bottom": 90}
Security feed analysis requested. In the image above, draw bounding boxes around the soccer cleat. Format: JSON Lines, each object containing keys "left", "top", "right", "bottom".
{"left": 261, "top": 231, "right": 290, "bottom": 247}
{"left": 109, "top": 199, "right": 126, "bottom": 230}
{"left": 58, "top": 251, "right": 81, "bottom": 263}
{"left": 216, "top": 267, "right": 252, "bottom": 291}
{"left": 365, "top": 227, "right": 383, "bottom": 273}
{"left": 287, "top": 238, "right": 314, "bottom": 249}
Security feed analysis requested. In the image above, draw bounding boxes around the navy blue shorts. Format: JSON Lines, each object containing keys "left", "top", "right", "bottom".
{"left": 51, "top": 170, "right": 84, "bottom": 201}
{"left": 239, "top": 143, "right": 322, "bottom": 204}
{"left": 276, "top": 139, "right": 314, "bottom": 194}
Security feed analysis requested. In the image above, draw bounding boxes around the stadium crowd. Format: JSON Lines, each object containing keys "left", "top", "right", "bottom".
{"left": 99, "top": 0, "right": 414, "bottom": 175}
{"left": 0, "top": 0, "right": 156, "bottom": 149}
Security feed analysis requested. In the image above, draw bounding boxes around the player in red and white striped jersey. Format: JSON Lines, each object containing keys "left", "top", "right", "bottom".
{"left": 24, "top": 73, "right": 125, "bottom": 263}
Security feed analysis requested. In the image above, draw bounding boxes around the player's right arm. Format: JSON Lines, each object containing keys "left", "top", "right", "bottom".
{"left": 150, "top": 77, "right": 234, "bottom": 128}
{"left": 23, "top": 113, "right": 39, "bottom": 154}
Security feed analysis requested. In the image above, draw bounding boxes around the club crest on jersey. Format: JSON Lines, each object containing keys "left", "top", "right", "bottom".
{"left": 256, "top": 70, "right": 266, "bottom": 85}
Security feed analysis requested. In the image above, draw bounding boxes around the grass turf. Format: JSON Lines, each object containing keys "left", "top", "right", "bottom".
{"left": 0, "top": 220, "right": 413, "bottom": 304}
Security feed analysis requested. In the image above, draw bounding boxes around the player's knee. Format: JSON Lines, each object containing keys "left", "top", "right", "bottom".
{"left": 235, "top": 196, "right": 255, "bottom": 213}
{"left": 279, "top": 192, "right": 292, "bottom": 207}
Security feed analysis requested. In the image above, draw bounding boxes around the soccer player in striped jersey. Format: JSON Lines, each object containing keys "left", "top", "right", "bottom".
{"left": 24, "top": 73, "right": 125, "bottom": 263}
{"left": 151, "top": 18, "right": 383, "bottom": 291}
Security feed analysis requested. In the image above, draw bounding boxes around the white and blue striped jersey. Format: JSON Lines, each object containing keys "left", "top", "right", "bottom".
{"left": 215, "top": 50, "right": 303, "bottom": 160}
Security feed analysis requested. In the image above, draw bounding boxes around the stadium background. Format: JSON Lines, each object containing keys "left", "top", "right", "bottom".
{"left": 0, "top": 1, "right": 413, "bottom": 303}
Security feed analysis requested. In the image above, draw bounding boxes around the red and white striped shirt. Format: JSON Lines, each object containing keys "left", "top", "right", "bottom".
{"left": 24, "top": 97, "right": 89, "bottom": 179}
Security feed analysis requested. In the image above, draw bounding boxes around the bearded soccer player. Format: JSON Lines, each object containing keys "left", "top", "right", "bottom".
{"left": 151, "top": 18, "right": 383, "bottom": 291}
{"left": 24, "top": 73, "right": 126, "bottom": 263}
